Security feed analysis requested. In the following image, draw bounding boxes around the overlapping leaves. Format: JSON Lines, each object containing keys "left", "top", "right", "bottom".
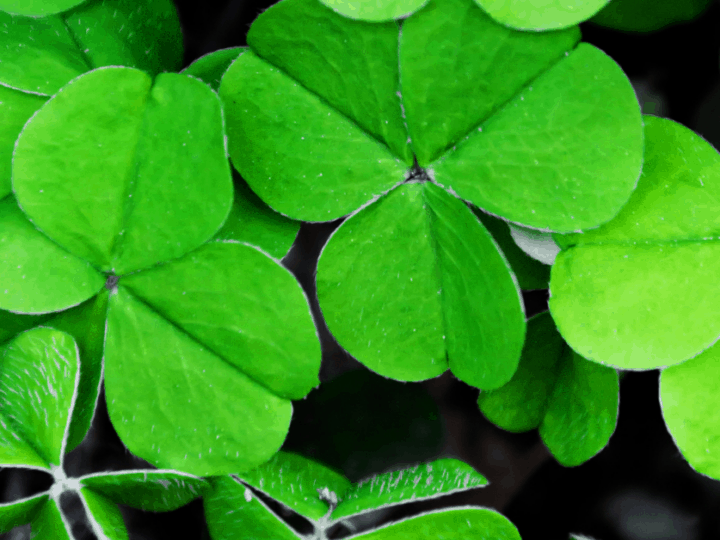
{"left": 0, "top": 327, "right": 209, "bottom": 539}
{"left": 204, "top": 451, "right": 519, "bottom": 540}
{"left": 219, "top": 0, "right": 642, "bottom": 390}
{"left": 1, "top": 65, "right": 320, "bottom": 476}
{"left": 478, "top": 312, "right": 619, "bottom": 466}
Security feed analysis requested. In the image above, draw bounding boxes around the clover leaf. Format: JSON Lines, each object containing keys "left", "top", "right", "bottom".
{"left": 182, "top": 47, "right": 246, "bottom": 93}
{"left": 550, "top": 115, "right": 720, "bottom": 370}
{"left": 0, "top": 327, "right": 209, "bottom": 539}
{"left": 591, "top": 0, "right": 713, "bottom": 32}
{"left": 3, "top": 66, "right": 321, "bottom": 476}
{"left": 219, "top": 0, "right": 642, "bottom": 389}
{"left": 318, "top": 0, "right": 428, "bottom": 21}
{"left": 0, "top": 0, "right": 87, "bottom": 17}
{"left": 0, "top": 0, "right": 183, "bottom": 199}
{"left": 204, "top": 451, "right": 515, "bottom": 540}
{"left": 475, "top": 0, "right": 611, "bottom": 30}
{"left": 478, "top": 311, "right": 619, "bottom": 466}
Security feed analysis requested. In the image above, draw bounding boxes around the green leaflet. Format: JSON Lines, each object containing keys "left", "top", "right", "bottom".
{"left": 472, "top": 208, "right": 551, "bottom": 290}
{"left": 319, "top": 0, "right": 428, "bottom": 21}
{"left": 0, "top": 0, "right": 86, "bottom": 16}
{"left": 182, "top": 47, "right": 246, "bottom": 92}
{"left": 31, "top": 497, "right": 73, "bottom": 540}
{"left": 80, "top": 470, "right": 208, "bottom": 512}
{"left": 316, "top": 182, "right": 525, "bottom": 390}
{"left": 220, "top": 51, "right": 406, "bottom": 222}
{"left": 0, "top": 328, "right": 80, "bottom": 470}
{"left": 332, "top": 459, "right": 488, "bottom": 520}
{"left": 430, "top": 43, "right": 643, "bottom": 233}
{"left": 0, "top": 493, "right": 48, "bottom": 534}
{"left": 349, "top": 507, "right": 520, "bottom": 539}
{"left": 13, "top": 67, "right": 233, "bottom": 276}
{"left": 204, "top": 476, "right": 304, "bottom": 540}
{"left": 550, "top": 115, "right": 720, "bottom": 370}
{"left": 475, "top": 0, "right": 611, "bottom": 30}
{"left": 212, "top": 178, "right": 301, "bottom": 260}
{"left": 479, "top": 312, "right": 618, "bottom": 466}
{"left": 80, "top": 488, "right": 130, "bottom": 540}
{"left": 661, "top": 340, "right": 720, "bottom": 480}
{"left": 591, "top": 0, "right": 713, "bottom": 32}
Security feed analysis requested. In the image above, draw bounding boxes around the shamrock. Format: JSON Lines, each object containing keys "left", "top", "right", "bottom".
{"left": 0, "top": 64, "right": 321, "bottom": 477}
{"left": 218, "top": 0, "right": 643, "bottom": 390}
{"left": 203, "top": 451, "right": 519, "bottom": 540}
{"left": 478, "top": 311, "right": 619, "bottom": 467}
{"left": 0, "top": 327, "right": 209, "bottom": 539}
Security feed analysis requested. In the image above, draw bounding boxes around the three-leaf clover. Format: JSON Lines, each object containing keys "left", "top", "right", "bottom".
{"left": 1, "top": 64, "right": 321, "bottom": 476}
{"left": 204, "top": 451, "right": 519, "bottom": 539}
{"left": 478, "top": 311, "right": 619, "bottom": 467}
{"left": 0, "top": 0, "right": 183, "bottom": 198}
{"left": 219, "top": 0, "right": 643, "bottom": 390}
{"left": 0, "top": 327, "right": 209, "bottom": 539}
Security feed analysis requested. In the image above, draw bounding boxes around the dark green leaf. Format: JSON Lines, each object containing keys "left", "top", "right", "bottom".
{"left": 80, "top": 488, "right": 129, "bottom": 540}
{"left": 592, "top": 0, "right": 713, "bottom": 32}
{"left": 0, "top": 0, "right": 87, "bottom": 16}
{"left": 0, "top": 493, "right": 48, "bottom": 534}
{"left": 30, "top": 497, "right": 73, "bottom": 540}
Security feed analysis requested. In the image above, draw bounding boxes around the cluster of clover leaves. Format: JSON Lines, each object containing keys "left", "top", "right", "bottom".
{"left": 1, "top": 0, "right": 720, "bottom": 537}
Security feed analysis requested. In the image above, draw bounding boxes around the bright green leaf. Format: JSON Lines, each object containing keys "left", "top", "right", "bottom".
{"left": 400, "top": 0, "right": 580, "bottom": 166}
{"left": 472, "top": 208, "right": 551, "bottom": 291}
{"left": 47, "top": 290, "right": 109, "bottom": 452}
{"left": 0, "top": 196, "right": 105, "bottom": 314}
{"left": 238, "top": 451, "right": 351, "bottom": 521}
{"left": 0, "top": 0, "right": 86, "bottom": 16}
{"left": 317, "top": 182, "right": 525, "bottom": 389}
{"left": 319, "top": 0, "right": 427, "bottom": 21}
{"left": 13, "top": 67, "right": 233, "bottom": 275}
{"left": 0, "top": 493, "right": 48, "bottom": 534}
{"left": 350, "top": 507, "right": 521, "bottom": 540}
{"left": 220, "top": 51, "right": 406, "bottom": 222}
{"left": 80, "top": 470, "right": 208, "bottom": 512}
{"left": 80, "top": 488, "right": 129, "bottom": 540}
{"left": 475, "top": 0, "right": 611, "bottom": 30}
{"left": 431, "top": 43, "right": 643, "bottom": 233}
{"left": 120, "top": 241, "right": 321, "bottom": 400}
{"left": 661, "top": 341, "right": 720, "bottom": 480}
{"left": 550, "top": 115, "right": 720, "bottom": 370}
{"left": 245, "top": 0, "right": 411, "bottom": 163}
{"left": 204, "top": 476, "right": 303, "bottom": 540}
{"left": 104, "top": 285, "right": 293, "bottom": 477}
{"left": 331, "top": 459, "right": 488, "bottom": 521}
{"left": 591, "top": 0, "right": 712, "bottom": 32}
{"left": 212, "top": 178, "right": 301, "bottom": 260}
{"left": 30, "top": 497, "right": 73, "bottom": 540}
{"left": 0, "top": 327, "right": 79, "bottom": 469}
{"left": 181, "top": 47, "right": 246, "bottom": 92}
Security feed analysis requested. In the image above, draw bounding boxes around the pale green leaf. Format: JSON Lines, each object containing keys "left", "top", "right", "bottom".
{"left": 204, "top": 476, "right": 303, "bottom": 540}
{"left": 0, "top": 327, "right": 79, "bottom": 469}
{"left": 0, "top": 493, "right": 48, "bottom": 534}
{"left": 120, "top": 241, "right": 321, "bottom": 400}
{"left": 661, "top": 340, "right": 720, "bottom": 480}
{"left": 0, "top": 196, "right": 105, "bottom": 314}
{"left": 80, "top": 488, "right": 129, "bottom": 540}
{"left": 476, "top": 0, "right": 611, "bottom": 30}
{"left": 400, "top": 0, "right": 580, "bottom": 166}
{"left": 104, "top": 285, "right": 293, "bottom": 477}
{"left": 181, "top": 47, "right": 245, "bottom": 92}
{"left": 508, "top": 224, "right": 560, "bottom": 266}
{"left": 331, "top": 459, "right": 488, "bottom": 521}
{"left": 431, "top": 43, "right": 643, "bottom": 232}
{"left": 319, "top": 0, "right": 428, "bottom": 21}
{"left": 238, "top": 451, "right": 351, "bottom": 521}
{"left": 220, "top": 51, "right": 406, "bottom": 222}
{"left": 246, "top": 0, "right": 411, "bottom": 162}
{"left": 12, "top": 67, "right": 233, "bottom": 275}
{"left": 0, "top": 0, "right": 86, "bottom": 16}
{"left": 317, "top": 182, "right": 525, "bottom": 389}
{"left": 350, "top": 506, "right": 521, "bottom": 540}
{"left": 550, "top": 115, "right": 720, "bottom": 369}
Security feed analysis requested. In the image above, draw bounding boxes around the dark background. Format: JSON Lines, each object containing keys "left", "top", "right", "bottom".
{"left": 4, "top": 1, "right": 720, "bottom": 538}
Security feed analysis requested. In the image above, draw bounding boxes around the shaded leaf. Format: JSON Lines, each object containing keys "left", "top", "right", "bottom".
{"left": 592, "top": 0, "right": 713, "bottom": 32}
{"left": 0, "top": 0, "right": 87, "bottom": 17}
{"left": 181, "top": 47, "right": 245, "bottom": 92}
{"left": 80, "top": 488, "right": 129, "bottom": 540}
{"left": 0, "top": 493, "right": 48, "bottom": 534}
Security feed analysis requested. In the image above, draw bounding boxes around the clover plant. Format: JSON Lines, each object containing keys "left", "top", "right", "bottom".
{"left": 1, "top": 0, "right": 719, "bottom": 537}
{"left": 0, "top": 327, "right": 208, "bottom": 539}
